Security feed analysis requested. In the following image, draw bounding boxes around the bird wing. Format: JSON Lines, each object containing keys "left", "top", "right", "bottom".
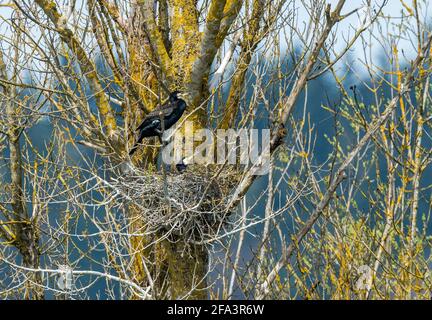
{"left": 135, "top": 101, "right": 174, "bottom": 132}
{"left": 145, "top": 101, "right": 175, "bottom": 119}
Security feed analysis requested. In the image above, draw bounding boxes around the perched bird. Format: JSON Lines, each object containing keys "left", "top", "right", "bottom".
{"left": 129, "top": 91, "right": 187, "bottom": 156}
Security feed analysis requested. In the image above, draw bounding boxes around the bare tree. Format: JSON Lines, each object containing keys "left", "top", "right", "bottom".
{"left": 1, "top": 0, "right": 432, "bottom": 300}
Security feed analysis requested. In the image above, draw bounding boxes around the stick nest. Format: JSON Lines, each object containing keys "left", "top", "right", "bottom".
{"left": 111, "top": 165, "right": 242, "bottom": 242}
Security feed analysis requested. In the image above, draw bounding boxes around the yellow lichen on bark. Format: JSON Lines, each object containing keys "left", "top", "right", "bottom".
{"left": 91, "top": 0, "right": 243, "bottom": 299}
{"left": 35, "top": 0, "right": 117, "bottom": 137}
{"left": 215, "top": 0, "right": 243, "bottom": 48}
{"left": 138, "top": 0, "right": 172, "bottom": 80}
{"left": 170, "top": 0, "right": 201, "bottom": 85}
{"left": 219, "top": 0, "right": 265, "bottom": 129}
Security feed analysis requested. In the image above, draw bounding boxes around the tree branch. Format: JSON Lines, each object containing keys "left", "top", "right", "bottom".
{"left": 226, "top": 2, "right": 347, "bottom": 209}
{"left": 255, "top": 31, "right": 432, "bottom": 300}
{"left": 34, "top": 0, "right": 118, "bottom": 137}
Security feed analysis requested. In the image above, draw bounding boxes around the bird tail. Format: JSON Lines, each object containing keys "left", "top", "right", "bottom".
{"left": 129, "top": 135, "right": 144, "bottom": 156}
{"left": 129, "top": 143, "right": 138, "bottom": 156}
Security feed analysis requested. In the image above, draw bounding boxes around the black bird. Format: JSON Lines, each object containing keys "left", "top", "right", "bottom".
{"left": 175, "top": 157, "right": 190, "bottom": 173}
{"left": 129, "top": 91, "right": 187, "bottom": 156}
